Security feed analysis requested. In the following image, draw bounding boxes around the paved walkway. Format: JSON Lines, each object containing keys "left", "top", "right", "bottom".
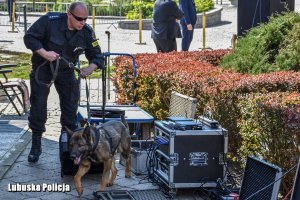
{"left": 0, "top": 4, "right": 299, "bottom": 199}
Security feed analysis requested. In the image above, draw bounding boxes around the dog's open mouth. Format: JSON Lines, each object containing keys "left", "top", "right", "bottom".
{"left": 74, "top": 155, "right": 82, "bottom": 165}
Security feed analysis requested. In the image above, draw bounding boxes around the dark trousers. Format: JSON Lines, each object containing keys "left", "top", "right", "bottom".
{"left": 7, "top": 0, "right": 13, "bottom": 21}
{"left": 29, "top": 66, "right": 79, "bottom": 133}
{"left": 181, "top": 23, "right": 194, "bottom": 51}
{"left": 153, "top": 38, "right": 177, "bottom": 53}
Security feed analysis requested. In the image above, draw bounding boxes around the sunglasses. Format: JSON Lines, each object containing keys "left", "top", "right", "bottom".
{"left": 70, "top": 12, "right": 87, "bottom": 22}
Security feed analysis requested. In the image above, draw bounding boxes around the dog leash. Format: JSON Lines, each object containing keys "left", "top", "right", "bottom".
{"left": 85, "top": 78, "right": 91, "bottom": 125}
{"left": 35, "top": 59, "right": 59, "bottom": 88}
{"left": 35, "top": 56, "right": 81, "bottom": 88}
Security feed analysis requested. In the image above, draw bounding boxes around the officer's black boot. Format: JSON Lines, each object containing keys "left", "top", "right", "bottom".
{"left": 28, "top": 132, "right": 42, "bottom": 163}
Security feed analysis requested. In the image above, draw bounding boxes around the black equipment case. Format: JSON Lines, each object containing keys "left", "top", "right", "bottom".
{"left": 153, "top": 117, "right": 228, "bottom": 189}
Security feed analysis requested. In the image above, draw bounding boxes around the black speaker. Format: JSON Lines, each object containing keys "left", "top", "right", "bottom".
{"left": 239, "top": 156, "right": 282, "bottom": 200}
{"left": 291, "top": 157, "right": 300, "bottom": 200}
{"left": 238, "top": 0, "right": 295, "bottom": 36}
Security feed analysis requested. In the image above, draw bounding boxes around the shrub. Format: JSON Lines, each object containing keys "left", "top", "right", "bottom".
{"left": 194, "top": 0, "right": 214, "bottom": 13}
{"left": 126, "top": 0, "right": 214, "bottom": 20}
{"left": 126, "top": 0, "right": 154, "bottom": 20}
{"left": 221, "top": 12, "right": 300, "bottom": 74}
{"left": 113, "top": 50, "right": 230, "bottom": 116}
{"left": 275, "top": 23, "right": 300, "bottom": 71}
{"left": 237, "top": 92, "right": 300, "bottom": 193}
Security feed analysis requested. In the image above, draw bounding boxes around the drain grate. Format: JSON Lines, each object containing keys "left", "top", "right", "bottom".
{"left": 93, "top": 189, "right": 170, "bottom": 200}
{"left": 130, "top": 189, "right": 170, "bottom": 200}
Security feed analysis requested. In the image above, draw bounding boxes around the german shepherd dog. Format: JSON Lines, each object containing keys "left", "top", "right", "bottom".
{"left": 65, "top": 114, "right": 131, "bottom": 196}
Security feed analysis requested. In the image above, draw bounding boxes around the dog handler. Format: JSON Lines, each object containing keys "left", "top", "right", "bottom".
{"left": 24, "top": 2, "right": 104, "bottom": 163}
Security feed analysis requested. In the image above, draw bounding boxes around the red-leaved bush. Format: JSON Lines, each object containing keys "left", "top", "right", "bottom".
{"left": 113, "top": 50, "right": 300, "bottom": 193}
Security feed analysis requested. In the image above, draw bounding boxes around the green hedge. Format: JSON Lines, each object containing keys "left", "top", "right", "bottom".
{"left": 237, "top": 92, "right": 300, "bottom": 192}
{"left": 126, "top": 0, "right": 214, "bottom": 20}
{"left": 221, "top": 12, "right": 300, "bottom": 74}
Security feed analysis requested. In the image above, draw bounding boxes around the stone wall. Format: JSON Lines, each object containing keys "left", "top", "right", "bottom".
{"left": 118, "top": 6, "right": 223, "bottom": 30}
{"left": 195, "top": 6, "right": 223, "bottom": 28}
{"left": 118, "top": 19, "right": 153, "bottom": 30}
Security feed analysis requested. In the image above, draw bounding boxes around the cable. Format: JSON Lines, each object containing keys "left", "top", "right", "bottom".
{"left": 252, "top": 0, "right": 261, "bottom": 28}
{"left": 245, "top": 163, "right": 298, "bottom": 200}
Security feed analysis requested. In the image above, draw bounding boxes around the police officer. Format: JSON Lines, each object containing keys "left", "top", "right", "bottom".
{"left": 24, "top": 2, "right": 104, "bottom": 163}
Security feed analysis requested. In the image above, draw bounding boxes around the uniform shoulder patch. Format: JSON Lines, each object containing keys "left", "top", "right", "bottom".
{"left": 92, "top": 40, "right": 99, "bottom": 47}
{"left": 48, "top": 12, "right": 64, "bottom": 20}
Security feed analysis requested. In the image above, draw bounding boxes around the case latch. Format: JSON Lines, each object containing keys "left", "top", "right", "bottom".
{"left": 169, "top": 153, "right": 179, "bottom": 166}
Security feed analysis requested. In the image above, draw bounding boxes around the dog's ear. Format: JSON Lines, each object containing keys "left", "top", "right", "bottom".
{"left": 64, "top": 126, "right": 73, "bottom": 137}
{"left": 82, "top": 126, "right": 92, "bottom": 141}
{"left": 80, "top": 119, "right": 87, "bottom": 127}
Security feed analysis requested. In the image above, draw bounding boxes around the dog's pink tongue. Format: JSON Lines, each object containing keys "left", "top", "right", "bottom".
{"left": 74, "top": 156, "right": 81, "bottom": 165}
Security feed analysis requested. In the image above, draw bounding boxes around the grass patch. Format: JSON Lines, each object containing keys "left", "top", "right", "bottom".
{"left": 0, "top": 50, "right": 32, "bottom": 80}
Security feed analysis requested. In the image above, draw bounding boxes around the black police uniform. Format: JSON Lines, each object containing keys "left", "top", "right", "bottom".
{"left": 24, "top": 12, "right": 104, "bottom": 134}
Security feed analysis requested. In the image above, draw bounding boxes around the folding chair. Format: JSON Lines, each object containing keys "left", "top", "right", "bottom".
{"left": 0, "top": 64, "right": 30, "bottom": 116}
{"left": 168, "top": 91, "right": 197, "bottom": 119}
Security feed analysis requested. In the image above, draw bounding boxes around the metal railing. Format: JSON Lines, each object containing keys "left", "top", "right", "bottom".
{"left": 0, "top": 1, "right": 130, "bottom": 16}
{"left": 214, "top": 0, "right": 231, "bottom": 5}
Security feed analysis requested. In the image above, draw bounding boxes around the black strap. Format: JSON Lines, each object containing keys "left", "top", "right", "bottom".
{"left": 89, "top": 125, "right": 101, "bottom": 152}
{"left": 94, "top": 125, "right": 118, "bottom": 155}
{"left": 35, "top": 59, "right": 59, "bottom": 88}
{"left": 34, "top": 56, "right": 80, "bottom": 88}
{"left": 85, "top": 79, "right": 91, "bottom": 124}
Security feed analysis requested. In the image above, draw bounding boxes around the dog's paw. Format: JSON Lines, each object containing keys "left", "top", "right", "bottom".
{"left": 76, "top": 187, "right": 83, "bottom": 196}
{"left": 106, "top": 182, "right": 113, "bottom": 187}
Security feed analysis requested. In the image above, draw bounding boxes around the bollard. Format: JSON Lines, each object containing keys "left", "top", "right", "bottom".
{"left": 136, "top": 7, "right": 146, "bottom": 45}
{"left": 231, "top": 34, "right": 237, "bottom": 49}
{"left": 105, "top": 31, "right": 111, "bottom": 100}
{"left": 53, "top": 2, "right": 56, "bottom": 12}
{"left": 8, "top": 2, "right": 18, "bottom": 33}
{"left": 202, "top": 12, "right": 206, "bottom": 49}
{"left": 139, "top": 8, "right": 142, "bottom": 43}
{"left": 23, "top": 5, "right": 27, "bottom": 33}
{"left": 33, "top": 0, "right": 35, "bottom": 12}
{"left": 199, "top": 11, "right": 212, "bottom": 50}
{"left": 92, "top": 6, "right": 95, "bottom": 31}
{"left": 45, "top": 4, "right": 48, "bottom": 13}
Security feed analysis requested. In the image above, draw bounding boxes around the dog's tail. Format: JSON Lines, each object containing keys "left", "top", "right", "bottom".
{"left": 121, "top": 114, "right": 129, "bottom": 129}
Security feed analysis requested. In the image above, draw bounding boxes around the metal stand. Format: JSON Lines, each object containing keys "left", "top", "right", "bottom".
{"left": 105, "top": 30, "right": 111, "bottom": 100}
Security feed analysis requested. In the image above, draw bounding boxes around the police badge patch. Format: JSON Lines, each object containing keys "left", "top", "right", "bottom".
{"left": 91, "top": 32, "right": 99, "bottom": 47}
{"left": 92, "top": 40, "right": 99, "bottom": 47}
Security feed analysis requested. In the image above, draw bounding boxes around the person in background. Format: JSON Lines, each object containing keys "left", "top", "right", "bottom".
{"left": 7, "top": 0, "right": 14, "bottom": 22}
{"left": 151, "top": 0, "right": 183, "bottom": 53}
{"left": 23, "top": 2, "right": 104, "bottom": 163}
{"left": 179, "top": 0, "right": 197, "bottom": 51}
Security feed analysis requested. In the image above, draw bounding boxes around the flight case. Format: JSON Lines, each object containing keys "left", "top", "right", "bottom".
{"left": 153, "top": 117, "right": 228, "bottom": 189}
